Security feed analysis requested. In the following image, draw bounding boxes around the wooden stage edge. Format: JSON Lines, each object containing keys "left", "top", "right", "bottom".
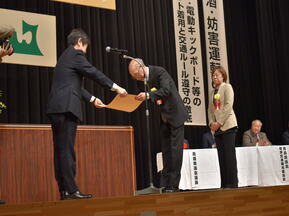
{"left": 1, "top": 185, "right": 289, "bottom": 216}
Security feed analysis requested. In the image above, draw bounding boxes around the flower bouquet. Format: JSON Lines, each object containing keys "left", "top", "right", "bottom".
{"left": 0, "top": 90, "right": 6, "bottom": 114}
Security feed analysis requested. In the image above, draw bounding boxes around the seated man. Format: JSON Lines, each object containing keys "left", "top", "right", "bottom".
{"left": 202, "top": 130, "right": 216, "bottom": 148}
{"left": 281, "top": 121, "right": 289, "bottom": 145}
{"left": 243, "top": 120, "right": 272, "bottom": 146}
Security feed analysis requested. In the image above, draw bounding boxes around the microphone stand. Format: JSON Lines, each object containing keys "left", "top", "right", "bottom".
{"left": 123, "top": 55, "right": 160, "bottom": 195}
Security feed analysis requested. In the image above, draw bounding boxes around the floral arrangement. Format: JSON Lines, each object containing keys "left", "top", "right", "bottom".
{"left": 213, "top": 93, "right": 221, "bottom": 110}
{"left": 0, "top": 90, "right": 6, "bottom": 114}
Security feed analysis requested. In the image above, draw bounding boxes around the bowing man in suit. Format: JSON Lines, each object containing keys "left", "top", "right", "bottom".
{"left": 128, "top": 59, "right": 188, "bottom": 193}
{"left": 47, "top": 29, "right": 127, "bottom": 200}
{"left": 208, "top": 66, "right": 238, "bottom": 188}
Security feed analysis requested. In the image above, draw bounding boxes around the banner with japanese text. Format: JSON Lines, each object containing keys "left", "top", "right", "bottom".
{"left": 50, "top": 0, "right": 116, "bottom": 10}
{"left": 203, "top": 0, "right": 229, "bottom": 94}
{"left": 173, "top": 0, "right": 207, "bottom": 126}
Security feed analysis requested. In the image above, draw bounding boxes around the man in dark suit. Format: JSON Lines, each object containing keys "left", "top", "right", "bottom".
{"left": 281, "top": 121, "right": 289, "bottom": 145}
{"left": 202, "top": 130, "right": 216, "bottom": 148}
{"left": 47, "top": 29, "right": 127, "bottom": 200}
{"left": 128, "top": 59, "right": 188, "bottom": 193}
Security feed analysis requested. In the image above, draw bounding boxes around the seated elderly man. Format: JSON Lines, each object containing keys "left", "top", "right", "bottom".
{"left": 243, "top": 120, "right": 272, "bottom": 146}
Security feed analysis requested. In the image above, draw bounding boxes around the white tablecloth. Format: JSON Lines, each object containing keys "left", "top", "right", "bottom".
{"left": 236, "top": 147, "right": 258, "bottom": 187}
{"left": 156, "top": 146, "right": 289, "bottom": 190}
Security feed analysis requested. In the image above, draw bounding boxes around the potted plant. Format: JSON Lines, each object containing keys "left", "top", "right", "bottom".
{"left": 0, "top": 90, "right": 6, "bottom": 114}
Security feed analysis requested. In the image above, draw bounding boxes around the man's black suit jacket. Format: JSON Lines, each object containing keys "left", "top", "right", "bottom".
{"left": 46, "top": 46, "right": 113, "bottom": 121}
{"left": 202, "top": 131, "right": 214, "bottom": 148}
{"left": 282, "top": 130, "right": 289, "bottom": 145}
{"left": 147, "top": 66, "right": 188, "bottom": 127}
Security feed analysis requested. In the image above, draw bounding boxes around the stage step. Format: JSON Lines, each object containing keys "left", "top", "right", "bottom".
{"left": 1, "top": 185, "right": 289, "bottom": 216}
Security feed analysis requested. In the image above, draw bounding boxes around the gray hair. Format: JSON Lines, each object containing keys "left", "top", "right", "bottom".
{"left": 252, "top": 119, "right": 263, "bottom": 126}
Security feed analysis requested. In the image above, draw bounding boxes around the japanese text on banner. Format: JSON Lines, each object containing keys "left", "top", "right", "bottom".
{"left": 203, "top": 0, "right": 229, "bottom": 94}
{"left": 173, "top": 0, "right": 206, "bottom": 126}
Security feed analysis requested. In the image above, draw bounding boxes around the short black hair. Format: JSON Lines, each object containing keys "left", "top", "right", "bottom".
{"left": 67, "top": 28, "right": 90, "bottom": 46}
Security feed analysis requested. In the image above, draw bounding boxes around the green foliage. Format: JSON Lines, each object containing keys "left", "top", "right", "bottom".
{"left": 0, "top": 90, "right": 6, "bottom": 114}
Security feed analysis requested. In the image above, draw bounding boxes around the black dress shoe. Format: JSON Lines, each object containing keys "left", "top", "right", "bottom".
{"left": 223, "top": 184, "right": 238, "bottom": 189}
{"left": 162, "top": 186, "right": 179, "bottom": 193}
{"left": 61, "top": 191, "right": 92, "bottom": 200}
{"left": 60, "top": 191, "right": 66, "bottom": 200}
{"left": 0, "top": 200, "right": 5, "bottom": 205}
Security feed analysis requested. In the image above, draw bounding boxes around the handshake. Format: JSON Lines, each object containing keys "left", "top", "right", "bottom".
{"left": 0, "top": 26, "right": 15, "bottom": 63}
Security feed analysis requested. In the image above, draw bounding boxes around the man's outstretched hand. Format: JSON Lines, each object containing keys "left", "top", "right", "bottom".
{"left": 94, "top": 98, "right": 106, "bottom": 108}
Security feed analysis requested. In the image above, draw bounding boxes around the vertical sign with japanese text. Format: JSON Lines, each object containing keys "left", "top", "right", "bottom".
{"left": 173, "top": 0, "right": 206, "bottom": 126}
{"left": 203, "top": 0, "right": 229, "bottom": 94}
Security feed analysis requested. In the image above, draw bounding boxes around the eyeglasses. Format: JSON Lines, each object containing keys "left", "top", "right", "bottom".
{"left": 212, "top": 73, "right": 222, "bottom": 78}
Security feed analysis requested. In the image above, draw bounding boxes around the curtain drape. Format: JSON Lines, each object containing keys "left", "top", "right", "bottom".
{"left": 0, "top": 0, "right": 288, "bottom": 189}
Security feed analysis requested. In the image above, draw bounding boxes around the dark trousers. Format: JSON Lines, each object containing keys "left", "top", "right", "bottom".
{"left": 48, "top": 112, "right": 79, "bottom": 193}
{"left": 215, "top": 129, "right": 238, "bottom": 188}
{"left": 160, "top": 121, "right": 184, "bottom": 188}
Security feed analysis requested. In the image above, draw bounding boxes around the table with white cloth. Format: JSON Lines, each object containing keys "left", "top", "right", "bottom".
{"left": 156, "top": 145, "right": 289, "bottom": 190}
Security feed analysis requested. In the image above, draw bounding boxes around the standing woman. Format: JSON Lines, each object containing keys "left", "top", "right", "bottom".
{"left": 208, "top": 66, "right": 238, "bottom": 188}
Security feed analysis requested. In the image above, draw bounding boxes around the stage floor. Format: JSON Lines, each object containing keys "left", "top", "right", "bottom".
{"left": 1, "top": 185, "right": 289, "bottom": 216}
